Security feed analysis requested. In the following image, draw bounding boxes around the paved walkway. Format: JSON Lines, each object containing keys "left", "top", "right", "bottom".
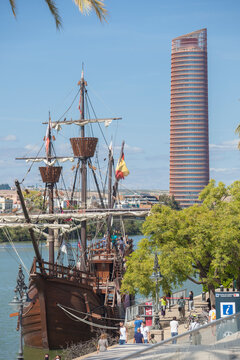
{"left": 74, "top": 295, "right": 208, "bottom": 359}
{"left": 76, "top": 332, "right": 240, "bottom": 360}
{"left": 74, "top": 344, "right": 149, "bottom": 360}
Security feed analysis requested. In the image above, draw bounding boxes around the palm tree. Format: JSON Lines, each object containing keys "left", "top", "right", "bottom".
{"left": 9, "top": 0, "right": 107, "bottom": 29}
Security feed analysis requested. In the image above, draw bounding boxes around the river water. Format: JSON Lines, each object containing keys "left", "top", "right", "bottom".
{"left": 0, "top": 236, "right": 201, "bottom": 360}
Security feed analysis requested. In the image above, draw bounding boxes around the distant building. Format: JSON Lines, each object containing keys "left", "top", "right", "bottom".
{"left": 169, "top": 28, "right": 209, "bottom": 208}
{"left": 0, "top": 197, "right": 13, "bottom": 212}
{"left": 122, "top": 194, "right": 159, "bottom": 209}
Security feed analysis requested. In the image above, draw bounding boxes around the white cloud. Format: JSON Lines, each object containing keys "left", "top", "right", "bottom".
{"left": 24, "top": 144, "right": 41, "bottom": 152}
{"left": 112, "top": 143, "right": 143, "bottom": 154}
{"left": 209, "top": 139, "right": 239, "bottom": 151}
{"left": 2, "top": 134, "right": 17, "bottom": 141}
{"left": 210, "top": 167, "right": 240, "bottom": 173}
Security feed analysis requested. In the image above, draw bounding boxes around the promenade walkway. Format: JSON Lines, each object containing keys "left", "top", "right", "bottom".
{"left": 76, "top": 322, "right": 240, "bottom": 360}
{"left": 75, "top": 294, "right": 209, "bottom": 360}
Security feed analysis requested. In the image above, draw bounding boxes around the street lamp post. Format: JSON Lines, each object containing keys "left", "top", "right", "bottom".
{"left": 9, "top": 265, "right": 28, "bottom": 360}
{"left": 152, "top": 252, "right": 163, "bottom": 329}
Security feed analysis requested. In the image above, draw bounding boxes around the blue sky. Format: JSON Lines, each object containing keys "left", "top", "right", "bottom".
{"left": 0, "top": 0, "right": 240, "bottom": 191}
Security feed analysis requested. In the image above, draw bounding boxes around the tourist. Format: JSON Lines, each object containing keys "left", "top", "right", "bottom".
{"left": 140, "top": 321, "right": 150, "bottom": 343}
{"left": 97, "top": 333, "right": 108, "bottom": 353}
{"left": 207, "top": 297, "right": 211, "bottom": 311}
{"left": 149, "top": 333, "right": 157, "bottom": 344}
{"left": 133, "top": 327, "right": 144, "bottom": 344}
{"left": 119, "top": 236, "right": 125, "bottom": 256}
{"left": 189, "top": 316, "right": 201, "bottom": 345}
{"left": 54, "top": 356, "right": 61, "bottom": 360}
{"left": 177, "top": 295, "right": 186, "bottom": 318}
{"left": 170, "top": 316, "right": 179, "bottom": 344}
{"left": 44, "top": 355, "right": 49, "bottom": 360}
{"left": 161, "top": 296, "right": 168, "bottom": 317}
{"left": 111, "top": 232, "right": 118, "bottom": 250}
{"left": 209, "top": 304, "right": 216, "bottom": 322}
{"left": 102, "top": 233, "right": 107, "bottom": 247}
{"left": 119, "top": 321, "right": 128, "bottom": 345}
{"left": 134, "top": 315, "right": 143, "bottom": 333}
{"left": 188, "top": 291, "right": 194, "bottom": 311}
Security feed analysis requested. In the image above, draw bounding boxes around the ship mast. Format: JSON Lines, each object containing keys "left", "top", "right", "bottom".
{"left": 80, "top": 71, "right": 87, "bottom": 270}
{"left": 47, "top": 114, "right": 55, "bottom": 266}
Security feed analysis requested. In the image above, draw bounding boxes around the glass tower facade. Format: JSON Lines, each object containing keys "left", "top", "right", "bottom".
{"left": 169, "top": 29, "right": 209, "bottom": 208}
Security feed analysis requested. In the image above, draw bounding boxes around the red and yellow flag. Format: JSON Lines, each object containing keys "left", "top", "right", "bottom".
{"left": 115, "top": 154, "right": 129, "bottom": 180}
{"left": 44, "top": 118, "right": 52, "bottom": 156}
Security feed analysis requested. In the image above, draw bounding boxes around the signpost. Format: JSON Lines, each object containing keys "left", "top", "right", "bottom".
{"left": 215, "top": 291, "right": 240, "bottom": 340}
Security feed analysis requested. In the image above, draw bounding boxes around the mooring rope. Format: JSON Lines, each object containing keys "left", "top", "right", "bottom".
{"left": 57, "top": 303, "right": 119, "bottom": 330}
{"left": 58, "top": 303, "right": 125, "bottom": 321}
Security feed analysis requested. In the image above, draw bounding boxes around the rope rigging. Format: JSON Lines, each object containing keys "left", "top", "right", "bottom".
{"left": 57, "top": 303, "right": 119, "bottom": 330}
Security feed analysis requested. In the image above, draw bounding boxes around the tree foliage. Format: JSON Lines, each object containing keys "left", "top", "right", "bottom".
{"left": 9, "top": 0, "right": 107, "bottom": 29}
{"left": 158, "top": 194, "right": 181, "bottom": 210}
{"left": 122, "top": 180, "right": 240, "bottom": 303}
{"left": 23, "top": 189, "right": 44, "bottom": 213}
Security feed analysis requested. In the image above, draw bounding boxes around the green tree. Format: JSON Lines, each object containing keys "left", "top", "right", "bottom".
{"left": 9, "top": 0, "right": 107, "bottom": 29}
{"left": 158, "top": 194, "right": 181, "bottom": 210}
{"left": 122, "top": 181, "right": 240, "bottom": 305}
{"left": 23, "top": 189, "right": 44, "bottom": 212}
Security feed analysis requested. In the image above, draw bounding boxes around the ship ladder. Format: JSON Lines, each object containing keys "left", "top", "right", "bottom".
{"left": 105, "top": 282, "right": 116, "bottom": 307}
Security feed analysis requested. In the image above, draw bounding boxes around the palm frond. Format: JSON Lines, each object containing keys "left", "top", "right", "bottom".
{"left": 73, "top": 0, "right": 107, "bottom": 23}
{"left": 235, "top": 124, "right": 240, "bottom": 136}
{"left": 9, "top": 0, "right": 16, "bottom": 17}
{"left": 44, "top": 0, "right": 62, "bottom": 29}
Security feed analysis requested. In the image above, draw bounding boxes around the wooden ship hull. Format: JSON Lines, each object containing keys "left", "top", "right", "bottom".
{"left": 22, "top": 260, "right": 119, "bottom": 349}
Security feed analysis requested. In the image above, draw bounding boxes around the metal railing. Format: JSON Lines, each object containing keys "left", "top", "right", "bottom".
{"left": 121, "top": 311, "right": 240, "bottom": 359}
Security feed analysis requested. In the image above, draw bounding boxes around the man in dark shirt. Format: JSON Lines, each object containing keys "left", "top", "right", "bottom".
{"left": 133, "top": 328, "right": 144, "bottom": 344}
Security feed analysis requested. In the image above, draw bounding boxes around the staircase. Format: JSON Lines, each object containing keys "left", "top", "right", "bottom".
{"left": 114, "top": 252, "right": 123, "bottom": 279}
{"left": 104, "top": 281, "right": 116, "bottom": 307}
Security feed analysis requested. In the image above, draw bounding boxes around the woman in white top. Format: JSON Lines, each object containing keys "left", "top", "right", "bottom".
{"left": 119, "top": 321, "right": 128, "bottom": 345}
{"left": 170, "top": 316, "right": 179, "bottom": 344}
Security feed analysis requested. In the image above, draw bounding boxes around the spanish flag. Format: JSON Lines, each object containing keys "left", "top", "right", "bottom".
{"left": 115, "top": 154, "right": 129, "bottom": 180}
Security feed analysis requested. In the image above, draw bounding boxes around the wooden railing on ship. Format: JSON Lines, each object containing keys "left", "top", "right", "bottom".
{"left": 32, "top": 257, "right": 99, "bottom": 289}
{"left": 87, "top": 239, "right": 113, "bottom": 260}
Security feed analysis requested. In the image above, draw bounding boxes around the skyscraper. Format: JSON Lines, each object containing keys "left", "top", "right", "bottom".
{"left": 169, "top": 28, "right": 209, "bottom": 208}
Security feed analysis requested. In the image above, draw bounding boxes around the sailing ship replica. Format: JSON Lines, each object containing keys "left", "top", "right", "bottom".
{"left": 9, "top": 71, "right": 149, "bottom": 349}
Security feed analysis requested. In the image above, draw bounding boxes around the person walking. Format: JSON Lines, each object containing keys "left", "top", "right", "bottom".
{"left": 188, "top": 291, "right": 194, "bottom": 311}
{"left": 97, "top": 333, "right": 108, "bottom": 353}
{"left": 189, "top": 316, "right": 201, "bottom": 345}
{"left": 170, "top": 316, "right": 179, "bottom": 344}
{"left": 208, "top": 305, "right": 216, "bottom": 322}
{"left": 134, "top": 315, "right": 143, "bottom": 334}
{"left": 133, "top": 328, "right": 144, "bottom": 344}
{"left": 177, "top": 295, "right": 186, "bottom": 318}
{"left": 161, "top": 296, "right": 168, "bottom": 317}
{"left": 119, "top": 321, "right": 128, "bottom": 345}
{"left": 140, "top": 321, "right": 150, "bottom": 343}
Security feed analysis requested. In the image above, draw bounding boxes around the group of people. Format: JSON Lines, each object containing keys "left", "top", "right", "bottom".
{"left": 77, "top": 292, "right": 217, "bottom": 354}
{"left": 170, "top": 295, "right": 217, "bottom": 345}
{"left": 44, "top": 355, "right": 61, "bottom": 360}
{"left": 97, "top": 315, "right": 157, "bottom": 353}
{"left": 133, "top": 315, "right": 157, "bottom": 344}
{"left": 110, "top": 233, "right": 128, "bottom": 256}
